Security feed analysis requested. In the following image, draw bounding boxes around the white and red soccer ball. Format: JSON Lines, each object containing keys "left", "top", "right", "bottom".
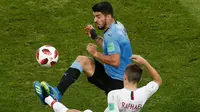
{"left": 36, "top": 45, "right": 59, "bottom": 67}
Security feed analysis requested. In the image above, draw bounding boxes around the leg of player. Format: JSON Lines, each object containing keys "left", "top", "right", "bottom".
{"left": 45, "top": 96, "right": 92, "bottom": 112}
{"left": 33, "top": 81, "right": 47, "bottom": 104}
{"left": 34, "top": 81, "right": 70, "bottom": 112}
{"left": 45, "top": 96, "right": 90, "bottom": 112}
{"left": 45, "top": 95, "right": 70, "bottom": 112}
{"left": 34, "top": 82, "right": 92, "bottom": 112}
{"left": 57, "top": 55, "right": 95, "bottom": 94}
{"left": 44, "top": 55, "right": 95, "bottom": 101}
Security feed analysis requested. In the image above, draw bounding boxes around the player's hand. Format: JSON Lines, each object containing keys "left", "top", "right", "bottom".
{"left": 84, "top": 24, "right": 95, "bottom": 37}
{"left": 87, "top": 43, "right": 97, "bottom": 56}
{"left": 130, "top": 55, "right": 147, "bottom": 65}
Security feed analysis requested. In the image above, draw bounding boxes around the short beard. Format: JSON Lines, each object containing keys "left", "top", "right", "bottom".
{"left": 97, "top": 18, "right": 107, "bottom": 30}
{"left": 97, "top": 25, "right": 106, "bottom": 30}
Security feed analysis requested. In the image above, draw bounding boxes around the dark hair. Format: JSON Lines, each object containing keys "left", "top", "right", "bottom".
{"left": 92, "top": 1, "right": 114, "bottom": 17}
{"left": 125, "top": 64, "right": 143, "bottom": 83}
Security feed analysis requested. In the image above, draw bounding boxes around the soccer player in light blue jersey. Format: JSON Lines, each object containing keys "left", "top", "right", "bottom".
{"left": 40, "top": 1, "right": 133, "bottom": 102}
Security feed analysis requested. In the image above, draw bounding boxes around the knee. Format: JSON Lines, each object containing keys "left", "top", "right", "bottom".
{"left": 75, "top": 55, "right": 89, "bottom": 65}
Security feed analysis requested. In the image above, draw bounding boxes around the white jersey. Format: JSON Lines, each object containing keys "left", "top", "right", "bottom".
{"left": 83, "top": 109, "right": 93, "bottom": 112}
{"left": 104, "top": 81, "right": 159, "bottom": 112}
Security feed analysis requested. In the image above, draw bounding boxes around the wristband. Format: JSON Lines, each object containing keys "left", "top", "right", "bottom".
{"left": 90, "top": 29, "right": 98, "bottom": 40}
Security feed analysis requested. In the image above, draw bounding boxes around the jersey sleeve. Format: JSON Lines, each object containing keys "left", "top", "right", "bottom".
{"left": 106, "top": 91, "right": 120, "bottom": 112}
{"left": 83, "top": 109, "right": 93, "bottom": 112}
{"left": 105, "top": 34, "right": 121, "bottom": 55}
{"left": 144, "top": 81, "right": 159, "bottom": 98}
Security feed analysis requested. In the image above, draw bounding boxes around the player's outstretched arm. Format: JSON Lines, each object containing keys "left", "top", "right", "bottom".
{"left": 130, "top": 55, "right": 162, "bottom": 86}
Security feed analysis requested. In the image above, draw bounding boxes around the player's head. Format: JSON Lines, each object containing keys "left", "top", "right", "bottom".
{"left": 92, "top": 1, "right": 114, "bottom": 30}
{"left": 124, "top": 64, "right": 143, "bottom": 84}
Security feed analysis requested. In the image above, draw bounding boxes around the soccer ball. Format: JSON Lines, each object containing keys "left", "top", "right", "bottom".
{"left": 36, "top": 45, "right": 59, "bottom": 67}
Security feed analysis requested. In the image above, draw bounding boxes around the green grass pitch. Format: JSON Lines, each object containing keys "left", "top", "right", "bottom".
{"left": 0, "top": 0, "right": 200, "bottom": 111}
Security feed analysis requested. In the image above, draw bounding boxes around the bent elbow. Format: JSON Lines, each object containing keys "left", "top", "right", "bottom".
{"left": 156, "top": 77, "right": 162, "bottom": 87}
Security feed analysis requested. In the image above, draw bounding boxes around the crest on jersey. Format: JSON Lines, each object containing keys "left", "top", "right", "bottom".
{"left": 107, "top": 42, "right": 115, "bottom": 52}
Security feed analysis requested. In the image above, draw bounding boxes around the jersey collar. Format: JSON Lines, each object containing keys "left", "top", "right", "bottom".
{"left": 104, "top": 20, "right": 117, "bottom": 33}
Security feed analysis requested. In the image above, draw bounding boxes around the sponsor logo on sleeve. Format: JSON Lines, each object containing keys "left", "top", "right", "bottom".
{"left": 109, "top": 103, "right": 114, "bottom": 111}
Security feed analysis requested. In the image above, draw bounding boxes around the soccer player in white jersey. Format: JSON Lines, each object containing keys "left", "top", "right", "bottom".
{"left": 104, "top": 54, "right": 162, "bottom": 112}
{"left": 33, "top": 54, "right": 161, "bottom": 112}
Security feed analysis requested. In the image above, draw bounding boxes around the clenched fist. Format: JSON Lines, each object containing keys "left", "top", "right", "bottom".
{"left": 87, "top": 43, "right": 97, "bottom": 56}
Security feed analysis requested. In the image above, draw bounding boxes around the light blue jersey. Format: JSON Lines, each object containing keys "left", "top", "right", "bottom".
{"left": 103, "top": 21, "right": 132, "bottom": 81}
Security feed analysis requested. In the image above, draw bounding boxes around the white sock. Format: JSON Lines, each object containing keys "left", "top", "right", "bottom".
{"left": 44, "top": 96, "right": 54, "bottom": 106}
{"left": 52, "top": 102, "right": 69, "bottom": 112}
{"left": 45, "top": 96, "right": 69, "bottom": 112}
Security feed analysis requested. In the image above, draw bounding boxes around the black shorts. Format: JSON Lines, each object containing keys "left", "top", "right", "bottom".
{"left": 87, "top": 59, "right": 123, "bottom": 95}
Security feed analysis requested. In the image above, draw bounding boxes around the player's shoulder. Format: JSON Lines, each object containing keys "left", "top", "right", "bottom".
{"left": 115, "top": 21, "right": 125, "bottom": 29}
{"left": 107, "top": 21, "right": 124, "bottom": 32}
{"left": 145, "top": 81, "right": 159, "bottom": 88}
{"left": 104, "top": 21, "right": 126, "bottom": 40}
{"left": 108, "top": 88, "right": 127, "bottom": 96}
{"left": 136, "top": 81, "right": 159, "bottom": 97}
{"left": 108, "top": 89, "right": 121, "bottom": 94}
{"left": 115, "top": 21, "right": 128, "bottom": 38}
{"left": 138, "top": 81, "right": 159, "bottom": 89}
